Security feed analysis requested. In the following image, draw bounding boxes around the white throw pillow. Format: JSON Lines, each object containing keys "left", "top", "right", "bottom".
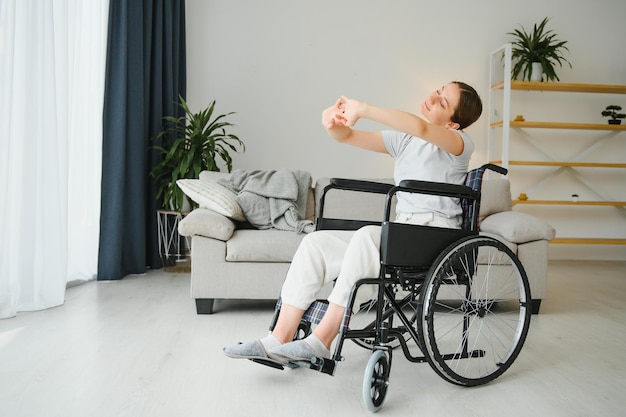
{"left": 177, "top": 178, "right": 246, "bottom": 221}
{"left": 178, "top": 208, "right": 236, "bottom": 240}
{"left": 480, "top": 211, "right": 555, "bottom": 244}
{"left": 479, "top": 179, "right": 513, "bottom": 223}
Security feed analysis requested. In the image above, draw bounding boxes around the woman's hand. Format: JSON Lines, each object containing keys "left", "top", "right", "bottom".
{"left": 321, "top": 96, "right": 387, "bottom": 153}
{"left": 336, "top": 96, "right": 365, "bottom": 127}
{"left": 321, "top": 98, "right": 343, "bottom": 129}
{"left": 322, "top": 96, "right": 366, "bottom": 129}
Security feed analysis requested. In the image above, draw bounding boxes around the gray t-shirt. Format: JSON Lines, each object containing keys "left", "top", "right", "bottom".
{"left": 382, "top": 129, "right": 474, "bottom": 219}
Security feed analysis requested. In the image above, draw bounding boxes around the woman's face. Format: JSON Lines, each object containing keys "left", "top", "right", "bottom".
{"left": 419, "top": 83, "right": 460, "bottom": 127}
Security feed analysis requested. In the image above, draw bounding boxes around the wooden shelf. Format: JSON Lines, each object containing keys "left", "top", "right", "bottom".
{"left": 550, "top": 237, "right": 626, "bottom": 245}
{"left": 488, "top": 48, "right": 626, "bottom": 248}
{"left": 513, "top": 200, "right": 626, "bottom": 206}
{"left": 490, "top": 120, "right": 626, "bottom": 131}
{"left": 490, "top": 160, "right": 626, "bottom": 168}
{"left": 491, "top": 81, "right": 626, "bottom": 94}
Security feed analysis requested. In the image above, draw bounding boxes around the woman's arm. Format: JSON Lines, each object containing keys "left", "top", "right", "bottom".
{"left": 337, "top": 97, "right": 465, "bottom": 156}
{"left": 322, "top": 99, "right": 387, "bottom": 154}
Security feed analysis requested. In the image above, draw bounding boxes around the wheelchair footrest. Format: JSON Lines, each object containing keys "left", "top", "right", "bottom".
{"left": 250, "top": 358, "right": 285, "bottom": 370}
{"left": 310, "top": 356, "right": 336, "bottom": 376}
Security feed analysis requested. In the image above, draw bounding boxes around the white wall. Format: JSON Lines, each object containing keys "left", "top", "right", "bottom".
{"left": 186, "top": 0, "right": 626, "bottom": 260}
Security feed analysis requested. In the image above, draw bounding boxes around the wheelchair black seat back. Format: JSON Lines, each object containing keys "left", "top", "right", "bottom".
{"left": 380, "top": 222, "right": 474, "bottom": 268}
{"left": 268, "top": 164, "right": 532, "bottom": 413}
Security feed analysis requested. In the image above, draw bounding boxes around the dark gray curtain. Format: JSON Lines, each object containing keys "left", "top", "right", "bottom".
{"left": 98, "top": 0, "right": 186, "bottom": 280}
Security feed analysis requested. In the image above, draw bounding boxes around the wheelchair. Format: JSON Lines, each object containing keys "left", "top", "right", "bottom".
{"left": 265, "top": 164, "right": 532, "bottom": 412}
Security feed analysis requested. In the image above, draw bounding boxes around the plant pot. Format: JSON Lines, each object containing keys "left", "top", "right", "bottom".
{"left": 608, "top": 119, "right": 622, "bottom": 125}
{"left": 530, "top": 62, "right": 543, "bottom": 82}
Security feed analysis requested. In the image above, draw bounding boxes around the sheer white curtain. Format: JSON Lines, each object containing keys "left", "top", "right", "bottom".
{"left": 0, "top": 0, "right": 109, "bottom": 318}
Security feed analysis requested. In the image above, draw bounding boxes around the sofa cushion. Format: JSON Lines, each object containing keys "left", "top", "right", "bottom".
{"left": 226, "top": 229, "right": 305, "bottom": 262}
{"left": 480, "top": 211, "right": 556, "bottom": 244}
{"left": 178, "top": 208, "right": 235, "bottom": 241}
{"left": 479, "top": 179, "right": 512, "bottom": 223}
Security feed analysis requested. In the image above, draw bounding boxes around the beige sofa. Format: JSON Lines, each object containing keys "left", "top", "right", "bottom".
{"left": 179, "top": 174, "right": 555, "bottom": 315}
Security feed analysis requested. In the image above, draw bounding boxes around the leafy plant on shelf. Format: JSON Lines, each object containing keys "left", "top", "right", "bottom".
{"left": 601, "top": 105, "right": 626, "bottom": 124}
{"left": 150, "top": 96, "right": 245, "bottom": 212}
{"left": 508, "top": 17, "right": 572, "bottom": 82}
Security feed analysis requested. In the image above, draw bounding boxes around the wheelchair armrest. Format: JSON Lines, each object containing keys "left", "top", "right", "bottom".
{"left": 317, "top": 179, "right": 394, "bottom": 231}
{"left": 328, "top": 178, "right": 394, "bottom": 194}
{"left": 396, "top": 179, "right": 480, "bottom": 200}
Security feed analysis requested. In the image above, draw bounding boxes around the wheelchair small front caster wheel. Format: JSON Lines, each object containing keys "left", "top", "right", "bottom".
{"left": 362, "top": 350, "right": 390, "bottom": 412}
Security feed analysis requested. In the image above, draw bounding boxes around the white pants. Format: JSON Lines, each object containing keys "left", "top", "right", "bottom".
{"left": 280, "top": 212, "right": 460, "bottom": 310}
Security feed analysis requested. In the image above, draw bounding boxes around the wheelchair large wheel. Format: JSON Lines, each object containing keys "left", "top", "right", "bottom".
{"left": 419, "top": 235, "right": 531, "bottom": 386}
{"left": 362, "top": 350, "right": 391, "bottom": 413}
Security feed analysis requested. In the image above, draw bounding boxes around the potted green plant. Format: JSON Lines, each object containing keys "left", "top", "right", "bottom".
{"left": 601, "top": 105, "right": 626, "bottom": 125}
{"left": 150, "top": 96, "right": 245, "bottom": 212}
{"left": 508, "top": 17, "right": 572, "bottom": 82}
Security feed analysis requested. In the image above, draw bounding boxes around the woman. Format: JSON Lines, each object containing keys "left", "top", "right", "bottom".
{"left": 224, "top": 81, "right": 482, "bottom": 365}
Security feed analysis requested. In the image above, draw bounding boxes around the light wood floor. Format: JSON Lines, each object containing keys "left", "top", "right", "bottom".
{"left": 1, "top": 260, "right": 625, "bottom": 417}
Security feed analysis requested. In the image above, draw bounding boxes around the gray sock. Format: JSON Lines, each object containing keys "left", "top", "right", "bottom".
{"left": 260, "top": 334, "right": 281, "bottom": 351}
{"left": 304, "top": 334, "right": 330, "bottom": 358}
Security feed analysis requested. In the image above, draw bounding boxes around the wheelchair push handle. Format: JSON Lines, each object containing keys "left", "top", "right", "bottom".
{"left": 482, "top": 163, "right": 508, "bottom": 176}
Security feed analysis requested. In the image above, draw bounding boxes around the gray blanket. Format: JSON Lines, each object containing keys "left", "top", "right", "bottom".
{"left": 219, "top": 169, "right": 315, "bottom": 233}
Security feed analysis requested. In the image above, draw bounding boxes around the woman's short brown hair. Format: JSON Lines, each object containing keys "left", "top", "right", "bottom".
{"left": 450, "top": 81, "right": 482, "bottom": 130}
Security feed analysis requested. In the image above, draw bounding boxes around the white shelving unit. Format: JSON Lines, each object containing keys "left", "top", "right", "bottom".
{"left": 488, "top": 43, "right": 626, "bottom": 245}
